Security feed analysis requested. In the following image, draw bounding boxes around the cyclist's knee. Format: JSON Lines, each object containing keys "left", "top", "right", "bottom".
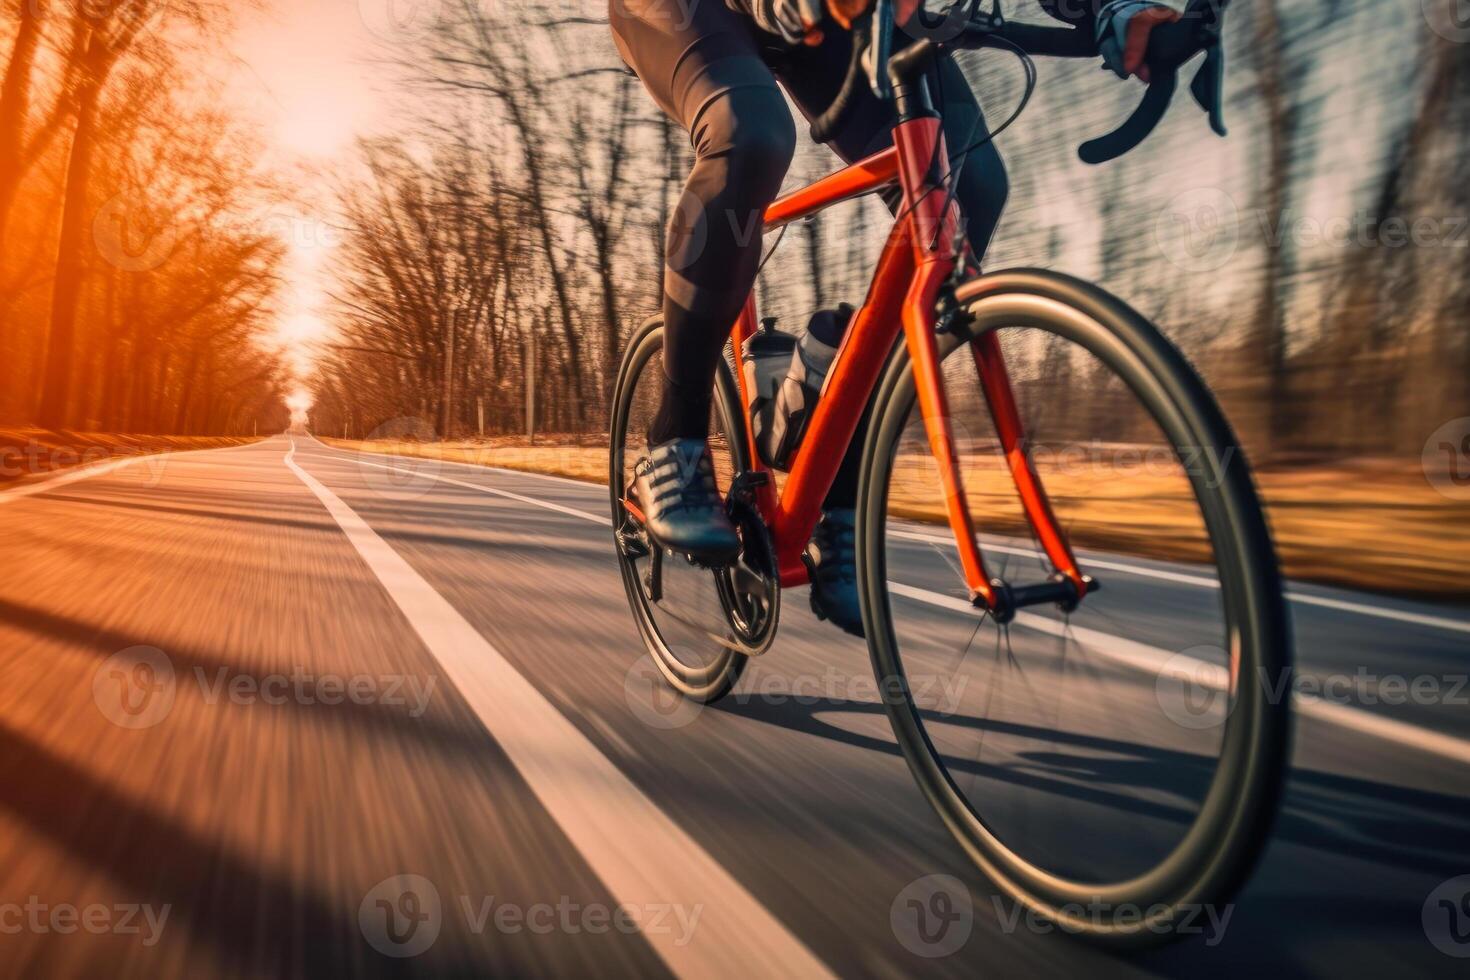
{"left": 694, "top": 87, "right": 795, "bottom": 203}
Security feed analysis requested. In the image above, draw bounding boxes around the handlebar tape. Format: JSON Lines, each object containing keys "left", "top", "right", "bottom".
{"left": 809, "top": 19, "right": 871, "bottom": 144}
{"left": 1076, "top": 1, "right": 1228, "bottom": 165}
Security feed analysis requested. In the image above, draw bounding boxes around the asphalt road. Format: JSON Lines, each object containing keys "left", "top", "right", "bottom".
{"left": 0, "top": 434, "right": 1466, "bottom": 977}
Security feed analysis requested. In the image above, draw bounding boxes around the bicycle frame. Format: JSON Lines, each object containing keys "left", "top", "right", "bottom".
{"left": 728, "top": 113, "right": 1086, "bottom": 614}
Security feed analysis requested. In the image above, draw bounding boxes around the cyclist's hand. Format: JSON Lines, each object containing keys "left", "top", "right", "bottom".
{"left": 763, "top": 0, "right": 827, "bottom": 45}
{"left": 826, "top": 0, "right": 921, "bottom": 31}
{"left": 1095, "top": 0, "right": 1181, "bottom": 83}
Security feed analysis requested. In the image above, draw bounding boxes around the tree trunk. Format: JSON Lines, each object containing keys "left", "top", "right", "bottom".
{"left": 37, "top": 76, "right": 104, "bottom": 428}
{"left": 1246, "top": 0, "right": 1295, "bottom": 458}
{"left": 0, "top": 0, "right": 45, "bottom": 252}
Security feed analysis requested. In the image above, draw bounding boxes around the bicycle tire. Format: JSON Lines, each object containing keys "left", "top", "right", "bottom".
{"left": 857, "top": 269, "right": 1291, "bottom": 946}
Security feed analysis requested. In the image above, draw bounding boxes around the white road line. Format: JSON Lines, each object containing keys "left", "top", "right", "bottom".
{"left": 888, "top": 528, "right": 1470, "bottom": 638}
{"left": 0, "top": 440, "right": 267, "bottom": 505}
{"left": 303, "top": 434, "right": 602, "bottom": 491}
{"left": 319, "top": 450, "right": 611, "bottom": 527}
{"left": 887, "top": 581, "right": 1470, "bottom": 766}
{"left": 316, "top": 441, "right": 1470, "bottom": 638}
{"left": 284, "top": 441, "right": 833, "bottom": 980}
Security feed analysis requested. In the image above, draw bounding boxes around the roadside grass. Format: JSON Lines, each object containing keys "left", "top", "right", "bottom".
{"left": 320, "top": 435, "right": 1470, "bottom": 599}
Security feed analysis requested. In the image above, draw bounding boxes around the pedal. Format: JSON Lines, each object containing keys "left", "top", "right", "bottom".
{"left": 617, "top": 527, "right": 649, "bottom": 559}
{"left": 727, "top": 470, "right": 770, "bottom": 509}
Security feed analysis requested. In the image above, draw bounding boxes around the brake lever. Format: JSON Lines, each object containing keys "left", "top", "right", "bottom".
{"left": 867, "top": 0, "right": 894, "bottom": 100}
{"left": 1077, "top": 11, "right": 1227, "bottom": 165}
{"left": 1191, "top": 38, "right": 1226, "bottom": 136}
{"left": 1078, "top": 70, "right": 1179, "bottom": 165}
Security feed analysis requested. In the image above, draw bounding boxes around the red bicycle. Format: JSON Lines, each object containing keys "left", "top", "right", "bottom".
{"left": 610, "top": 0, "right": 1288, "bottom": 946}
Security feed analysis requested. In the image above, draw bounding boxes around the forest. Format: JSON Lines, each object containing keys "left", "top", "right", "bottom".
{"left": 0, "top": 0, "right": 290, "bottom": 436}
{"left": 309, "top": 0, "right": 1469, "bottom": 465}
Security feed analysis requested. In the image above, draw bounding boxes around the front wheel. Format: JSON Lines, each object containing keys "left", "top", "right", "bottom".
{"left": 858, "top": 270, "right": 1291, "bottom": 946}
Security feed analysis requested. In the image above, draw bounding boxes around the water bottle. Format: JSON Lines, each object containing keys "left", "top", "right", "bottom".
{"left": 764, "top": 303, "right": 854, "bottom": 470}
{"left": 742, "top": 317, "right": 797, "bottom": 469}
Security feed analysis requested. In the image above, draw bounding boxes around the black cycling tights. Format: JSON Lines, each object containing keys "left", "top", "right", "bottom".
{"left": 611, "top": 1, "right": 1009, "bottom": 507}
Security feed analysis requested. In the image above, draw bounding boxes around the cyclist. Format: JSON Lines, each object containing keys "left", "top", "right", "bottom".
{"left": 619, "top": 0, "right": 1178, "bottom": 634}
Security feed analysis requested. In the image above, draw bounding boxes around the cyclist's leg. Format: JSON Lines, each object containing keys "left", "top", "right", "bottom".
{"left": 610, "top": 1, "right": 796, "bottom": 446}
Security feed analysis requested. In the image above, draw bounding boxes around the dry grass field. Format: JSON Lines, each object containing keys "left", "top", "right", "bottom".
{"left": 322, "top": 435, "right": 1469, "bottom": 598}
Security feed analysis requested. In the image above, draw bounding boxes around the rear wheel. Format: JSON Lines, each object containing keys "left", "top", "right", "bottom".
{"left": 609, "top": 317, "right": 752, "bottom": 702}
{"left": 858, "top": 270, "right": 1290, "bottom": 946}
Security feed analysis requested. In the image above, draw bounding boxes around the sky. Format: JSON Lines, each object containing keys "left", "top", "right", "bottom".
{"left": 219, "top": 1, "right": 414, "bottom": 385}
